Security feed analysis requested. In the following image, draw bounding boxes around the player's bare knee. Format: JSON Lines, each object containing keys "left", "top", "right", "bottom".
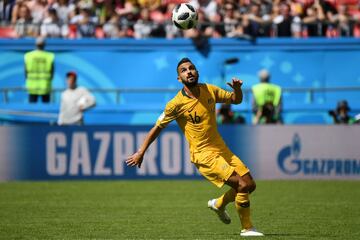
{"left": 237, "top": 180, "right": 250, "bottom": 193}
{"left": 249, "top": 181, "right": 256, "bottom": 193}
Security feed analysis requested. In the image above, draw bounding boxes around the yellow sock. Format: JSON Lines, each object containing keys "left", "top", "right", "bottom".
{"left": 235, "top": 193, "right": 253, "bottom": 230}
{"left": 215, "top": 188, "right": 236, "bottom": 210}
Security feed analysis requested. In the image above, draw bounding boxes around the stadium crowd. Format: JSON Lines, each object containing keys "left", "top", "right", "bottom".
{"left": 0, "top": 0, "right": 360, "bottom": 39}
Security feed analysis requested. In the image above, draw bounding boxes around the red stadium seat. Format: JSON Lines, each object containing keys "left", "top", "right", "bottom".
{"left": 0, "top": 27, "right": 17, "bottom": 38}
{"left": 337, "top": 0, "right": 358, "bottom": 4}
{"left": 353, "top": 24, "right": 360, "bottom": 37}
{"left": 326, "top": 27, "right": 339, "bottom": 38}
{"left": 68, "top": 24, "right": 77, "bottom": 39}
{"left": 95, "top": 26, "right": 105, "bottom": 39}
{"left": 301, "top": 28, "right": 309, "bottom": 38}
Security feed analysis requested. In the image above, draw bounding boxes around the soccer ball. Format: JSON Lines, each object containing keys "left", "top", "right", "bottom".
{"left": 172, "top": 3, "right": 198, "bottom": 30}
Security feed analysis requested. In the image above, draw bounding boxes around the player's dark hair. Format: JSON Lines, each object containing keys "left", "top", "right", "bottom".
{"left": 66, "top": 71, "right": 77, "bottom": 81}
{"left": 177, "top": 58, "right": 193, "bottom": 72}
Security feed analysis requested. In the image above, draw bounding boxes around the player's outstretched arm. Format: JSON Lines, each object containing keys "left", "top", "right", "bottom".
{"left": 227, "top": 77, "right": 243, "bottom": 104}
{"left": 126, "top": 125, "right": 163, "bottom": 168}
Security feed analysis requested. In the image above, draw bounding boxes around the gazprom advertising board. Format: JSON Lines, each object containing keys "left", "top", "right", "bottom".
{"left": 0, "top": 125, "right": 359, "bottom": 181}
{"left": 249, "top": 126, "right": 360, "bottom": 179}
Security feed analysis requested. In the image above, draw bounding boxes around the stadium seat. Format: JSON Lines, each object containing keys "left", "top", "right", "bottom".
{"left": 95, "top": 26, "right": 105, "bottom": 39}
{"left": 0, "top": 27, "right": 16, "bottom": 38}
{"left": 354, "top": 24, "right": 360, "bottom": 37}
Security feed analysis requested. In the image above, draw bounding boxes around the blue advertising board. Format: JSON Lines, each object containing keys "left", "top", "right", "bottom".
{"left": 0, "top": 125, "right": 359, "bottom": 181}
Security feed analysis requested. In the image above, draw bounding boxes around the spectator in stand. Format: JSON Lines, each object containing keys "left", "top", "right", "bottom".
{"left": 115, "top": 0, "right": 138, "bottom": 23}
{"left": 13, "top": 2, "right": 35, "bottom": 37}
{"left": 103, "top": 12, "right": 128, "bottom": 38}
{"left": 77, "top": 0, "right": 93, "bottom": 10}
{"left": 353, "top": 3, "right": 360, "bottom": 37}
{"left": 134, "top": 7, "right": 153, "bottom": 38}
{"left": 328, "top": 4, "right": 351, "bottom": 37}
{"left": 183, "top": 27, "right": 199, "bottom": 39}
{"left": 94, "top": 0, "right": 113, "bottom": 25}
{"left": 148, "top": 2, "right": 169, "bottom": 37}
{"left": 115, "top": 0, "right": 136, "bottom": 18}
{"left": 5, "top": 0, "right": 360, "bottom": 40}
{"left": 190, "top": 0, "right": 219, "bottom": 22}
{"left": 24, "top": 37, "right": 54, "bottom": 103}
{"left": 320, "top": 0, "right": 338, "bottom": 20}
{"left": 41, "top": 8, "right": 68, "bottom": 38}
{"left": 223, "top": 2, "right": 241, "bottom": 37}
{"left": 288, "top": 0, "right": 303, "bottom": 17}
{"left": 114, "top": 1, "right": 139, "bottom": 38}
{"left": 205, "top": 11, "right": 226, "bottom": 37}
{"left": 302, "top": 0, "right": 326, "bottom": 37}
{"left": 76, "top": 8, "right": 96, "bottom": 38}
{"left": 2, "top": 0, "right": 16, "bottom": 22}
{"left": 316, "top": 0, "right": 338, "bottom": 37}
{"left": 68, "top": 3, "right": 78, "bottom": 22}
{"left": 352, "top": 2, "right": 360, "bottom": 20}
{"left": 273, "top": 2, "right": 301, "bottom": 37}
{"left": 243, "top": 3, "right": 270, "bottom": 37}
{"left": 0, "top": 1, "right": 3, "bottom": 20}
{"left": 52, "top": 0, "right": 75, "bottom": 25}
{"left": 58, "top": 71, "right": 96, "bottom": 125}
{"left": 329, "top": 100, "right": 356, "bottom": 124}
{"left": 237, "top": 0, "right": 250, "bottom": 14}
{"left": 193, "top": 8, "right": 211, "bottom": 34}
{"left": 270, "top": 2, "right": 280, "bottom": 21}
{"left": 258, "top": 0, "right": 272, "bottom": 16}
{"left": 11, "top": 0, "right": 30, "bottom": 25}
{"left": 226, "top": 17, "right": 245, "bottom": 38}
{"left": 28, "top": 0, "right": 48, "bottom": 24}
{"left": 252, "top": 69, "right": 282, "bottom": 124}
{"left": 138, "top": 0, "right": 160, "bottom": 10}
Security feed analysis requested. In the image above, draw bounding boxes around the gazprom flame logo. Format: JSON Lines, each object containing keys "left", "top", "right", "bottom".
{"left": 292, "top": 134, "right": 301, "bottom": 158}
{"left": 277, "top": 134, "right": 302, "bottom": 175}
{"left": 277, "top": 134, "right": 360, "bottom": 176}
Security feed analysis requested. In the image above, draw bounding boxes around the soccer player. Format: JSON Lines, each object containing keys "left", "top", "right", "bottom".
{"left": 126, "top": 58, "right": 264, "bottom": 237}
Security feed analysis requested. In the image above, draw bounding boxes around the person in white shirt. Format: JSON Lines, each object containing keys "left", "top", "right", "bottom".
{"left": 58, "top": 71, "right": 96, "bottom": 125}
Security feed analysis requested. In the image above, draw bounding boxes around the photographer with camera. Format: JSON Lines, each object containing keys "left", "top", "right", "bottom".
{"left": 217, "top": 104, "right": 245, "bottom": 124}
{"left": 329, "top": 100, "right": 356, "bottom": 124}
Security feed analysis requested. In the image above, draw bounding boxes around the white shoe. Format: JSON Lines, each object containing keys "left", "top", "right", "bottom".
{"left": 207, "top": 199, "right": 231, "bottom": 224}
{"left": 240, "top": 228, "right": 264, "bottom": 237}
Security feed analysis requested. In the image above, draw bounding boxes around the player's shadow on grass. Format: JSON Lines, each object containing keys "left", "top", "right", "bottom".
{"left": 229, "top": 232, "right": 304, "bottom": 238}
{"left": 262, "top": 233, "right": 335, "bottom": 238}
{"left": 264, "top": 233, "right": 305, "bottom": 237}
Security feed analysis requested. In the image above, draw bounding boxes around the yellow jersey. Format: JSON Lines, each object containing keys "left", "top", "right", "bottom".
{"left": 156, "top": 83, "right": 234, "bottom": 162}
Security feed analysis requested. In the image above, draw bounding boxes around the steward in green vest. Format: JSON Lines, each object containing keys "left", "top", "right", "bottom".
{"left": 24, "top": 37, "right": 54, "bottom": 103}
{"left": 252, "top": 69, "right": 282, "bottom": 124}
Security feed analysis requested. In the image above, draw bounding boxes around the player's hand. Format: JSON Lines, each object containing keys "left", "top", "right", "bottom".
{"left": 227, "top": 77, "right": 243, "bottom": 90}
{"left": 126, "top": 151, "right": 144, "bottom": 168}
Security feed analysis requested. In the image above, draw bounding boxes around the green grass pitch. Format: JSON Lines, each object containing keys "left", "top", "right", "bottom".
{"left": 0, "top": 180, "right": 359, "bottom": 240}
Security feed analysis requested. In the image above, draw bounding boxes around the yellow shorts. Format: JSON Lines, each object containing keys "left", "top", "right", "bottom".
{"left": 193, "top": 150, "right": 249, "bottom": 188}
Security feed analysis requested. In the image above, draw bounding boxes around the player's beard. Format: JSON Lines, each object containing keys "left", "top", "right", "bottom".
{"left": 182, "top": 76, "right": 198, "bottom": 88}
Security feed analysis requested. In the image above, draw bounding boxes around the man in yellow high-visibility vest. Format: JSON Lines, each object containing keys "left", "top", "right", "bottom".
{"left": 251, "top": 69, "right": 282, "bottom": 124}
{"left": 24, "top": 37, "right": 55, "bottom": 103}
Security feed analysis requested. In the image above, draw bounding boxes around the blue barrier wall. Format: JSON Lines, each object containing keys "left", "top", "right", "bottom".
{"left": 0, "top": 125, "right": 359, "bottom": 181}
{"left": 0, "top": 38, "right": 359, "bottom": 124}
